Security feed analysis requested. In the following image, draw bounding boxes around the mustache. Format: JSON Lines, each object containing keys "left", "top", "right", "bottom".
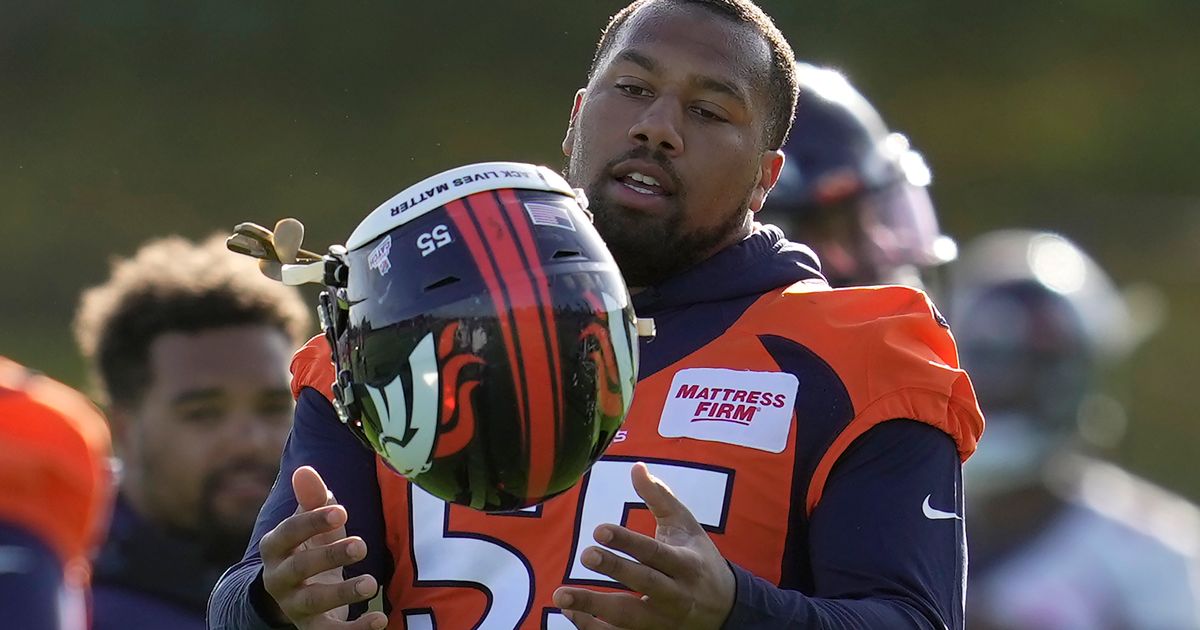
{"left": 204, "top": 458, "right": 279, "bottom": 490}
{"left": 603, "top": 146, "right": 681, "bottom": 187}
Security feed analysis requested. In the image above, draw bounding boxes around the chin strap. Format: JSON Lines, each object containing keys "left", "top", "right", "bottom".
{"left": 315, "top": 281, "right": 366, "bottom": 435}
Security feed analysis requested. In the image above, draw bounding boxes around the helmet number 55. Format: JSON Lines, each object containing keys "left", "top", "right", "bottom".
{"left": 417, "top": 225, "right": 453, "bottom": 256}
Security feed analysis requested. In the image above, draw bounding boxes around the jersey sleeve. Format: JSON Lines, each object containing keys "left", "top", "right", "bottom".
{"left": 723, "top": 420, "right": 965, "bottom": 629}
{"left": 0, "top": 357, "right": 113, "bottom": 566}
{"left": 759, "top": 285, "right": 983, "bottom": 514}
{"left": 289, "top": 334, "right": 336, "bottom": 402}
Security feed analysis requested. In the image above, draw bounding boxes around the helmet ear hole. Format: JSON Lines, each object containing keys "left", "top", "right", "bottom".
{"left": 552, "top": 249, "right": 582, "bottom": 260}
{"left": 423, "top": 276, "right": 461, "bottom": 292}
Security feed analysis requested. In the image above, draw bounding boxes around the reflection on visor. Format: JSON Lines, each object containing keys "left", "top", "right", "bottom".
{"left": 863, "top": 180, "right": 956, "bottom": 267}
{"left": 757, "top": 162, "right": 955, "bottom": 288}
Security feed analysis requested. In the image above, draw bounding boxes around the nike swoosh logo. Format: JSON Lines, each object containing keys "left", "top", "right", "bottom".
{"left": 922, "top": 494, "right": 962, "bottom": 521}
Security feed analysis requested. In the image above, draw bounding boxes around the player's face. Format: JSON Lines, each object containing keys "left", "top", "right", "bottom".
{"left": 776, "top": 178, "right": 945, "bottom": 288}
{"left": 784, "top": 197, "right": 896, "bottom": 287}
{"left": 564, "top": 3, "right": 784, "bottom": 287}
{"left": 116, "top": 325, "right": 293, "bottom": 557}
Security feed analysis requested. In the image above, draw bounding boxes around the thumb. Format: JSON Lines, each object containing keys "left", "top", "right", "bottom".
{"left": 293, "top": 465, "right": 334, "bottom": 512}
{"left": 293, "top": 466, "right": 349, "bottom": 549}
{"left": 272, "top": 218, "right": 305, "bottom": 265}
{"left": 631, "top": 462, "right": 701, "bottom": 536}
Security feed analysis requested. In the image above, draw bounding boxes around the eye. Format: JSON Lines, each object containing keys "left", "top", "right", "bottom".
{"left": 616, "top": 83, "right": 652, "bottom": 98}
{"left": 689, "top": 105, "right": 728, "bottom": 122}
{"left": 177, "top": 404, "right": 225, "bottom": 425}
{"left": 256, "top": 395, "right": 295, "bottom": 424}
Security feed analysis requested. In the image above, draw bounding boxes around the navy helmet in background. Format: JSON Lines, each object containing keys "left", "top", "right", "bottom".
{"left": 758, "top": 62, "right": 956, "bottom": 289}
{"left": 947, "top": 230, "right": 1141, "bottom": 496}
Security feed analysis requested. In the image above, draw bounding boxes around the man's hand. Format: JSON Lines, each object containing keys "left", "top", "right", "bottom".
{"left": 258, "top": 466, "right": 387, "bottom": 629}
{"left": 553, "top": 462, "right": 736, "bottom": 630}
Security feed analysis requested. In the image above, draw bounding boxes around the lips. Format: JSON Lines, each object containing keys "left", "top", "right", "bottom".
{"left": 611, "top": 160, "right": 677, "bottom": 196}
{"left": 603, "top": 159, "right": 678, "bottom": 213}
{"left": 215, "top": 470, "right": 274, "bottom": 503}
{"left": 620, "top": 172, "right": 664, "bottom": 195}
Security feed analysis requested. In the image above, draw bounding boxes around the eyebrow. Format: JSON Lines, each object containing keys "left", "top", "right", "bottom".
{"left": 169, "top": 389, "right": 226, "bottom": 406}
{"left": 692, "top": 76, "right": 749, "bottom": 109}
{"left": 616, "top": 49, "right": 659, "bottom": 73}
{"left": 614, "top": 49, "right": 750, "bottom": 109}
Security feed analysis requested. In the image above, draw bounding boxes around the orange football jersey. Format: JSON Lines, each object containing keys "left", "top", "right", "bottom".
{"left": 291, "top": 282, "right": 982, "bottom": 629}
{"left": 0, "top": 357, "right": 113, "bottom": 566}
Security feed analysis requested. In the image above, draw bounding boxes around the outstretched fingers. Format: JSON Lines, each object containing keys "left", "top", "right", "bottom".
{"left": 272, "top": 536, "right": 368, "bottom": 587}
{"left": 259, "top": 504, "right": 347, "bottom": 567}
{"left": 592, "top": 524, "right": 693, "bottom": 580}
{"left": 276, "top": 574, "right": 379, "bottom": 619}
{"left": 555, "top": 588, "right": 662, "bottom": 630}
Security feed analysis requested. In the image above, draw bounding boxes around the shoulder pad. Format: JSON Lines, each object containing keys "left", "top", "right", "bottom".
{"left": 290, "top": 334, "right": 336, "bottom": 402}
{"left": 0, "top": 356, "right": 112, "bottom": 563}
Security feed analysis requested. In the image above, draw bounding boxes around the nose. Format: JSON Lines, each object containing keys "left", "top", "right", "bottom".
{"left": 222, "top": 410, "right": 289, "bottom": 460}
{"left": 248, "top": 414, "right": 289, "bottom": 454}
{"left": 629, "top": 99, "right": 684, "bottom": 155}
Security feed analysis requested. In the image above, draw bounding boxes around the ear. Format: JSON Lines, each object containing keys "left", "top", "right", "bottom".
{"left": 562, "top": 88, "right": 587, "bottom": 157}
{"left": 749, "top": 149, "right": 785, "bottom": 213}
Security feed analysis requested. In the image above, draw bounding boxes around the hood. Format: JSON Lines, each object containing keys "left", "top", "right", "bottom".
{"left": 632, "top": 223, "right": 825, "bottom": 316}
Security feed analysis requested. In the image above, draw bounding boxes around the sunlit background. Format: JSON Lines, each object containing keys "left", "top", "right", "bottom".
{"left": 3, "top": 0, "right": 1197, "bottom": 497}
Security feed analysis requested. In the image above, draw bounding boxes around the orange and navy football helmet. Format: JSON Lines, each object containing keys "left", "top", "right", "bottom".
{"left": 282, "top": 163, "right": 639, "bottom": 511}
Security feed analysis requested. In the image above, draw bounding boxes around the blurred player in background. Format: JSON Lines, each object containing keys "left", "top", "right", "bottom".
{"left": 948, "top": 229, "right": 1200, "bottom": 629}
{"left": 74, "top": 235, "right": 311, "bottom": 629}
{"left": 756, "top": 62, "right": 957, "bottom": 290}
{"left": 0, "top": 356, "right": 112, "bottom": 630}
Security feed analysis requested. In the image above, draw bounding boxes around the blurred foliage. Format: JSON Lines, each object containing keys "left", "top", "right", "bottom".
{"left": 2, "top": 1, "right": 1197, "bottom": 497}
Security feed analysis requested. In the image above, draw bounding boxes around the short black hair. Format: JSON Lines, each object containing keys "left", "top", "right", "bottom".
{"left": 74, "top": 235, "right": 312, "bottom": 408}
{"left": 589, "top": 0, "right": 798, "bottom": 150}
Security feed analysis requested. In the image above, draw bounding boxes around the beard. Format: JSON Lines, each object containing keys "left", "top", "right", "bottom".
{"left": 195, "top": 458, "right": 279, "bottom": 563}
{"left": 568, "top": 146, "right": 754, "bottom": 288}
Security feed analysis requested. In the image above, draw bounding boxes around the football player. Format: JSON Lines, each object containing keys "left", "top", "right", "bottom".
{"left": 949, "top": 230, "right": 1200, "bottom": 629}
{"left": 0, "top": 356, "right": 112, "bottom": 630}
{"left": 73, "top": 235, "right": 311, "bottom": 629}
{"left": 756, "top": 62, "right": 956, "bottom": 290}
{"left": 209, "top": 1, "right": 984, "bottom": 628}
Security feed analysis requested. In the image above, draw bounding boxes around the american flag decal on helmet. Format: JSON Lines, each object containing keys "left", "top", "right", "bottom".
{"left": 523, "top": 202, "right": 576, "bottom": 231}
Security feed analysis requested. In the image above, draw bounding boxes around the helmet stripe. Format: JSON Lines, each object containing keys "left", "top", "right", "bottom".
{"left": 497, "top": 188, "right": 565, "bottom": 474}
{"left": 465, "top": 190, "right": 559, "bottom": 502}
{"left": 443, "top": 199, "right": 530, "bottom": 459}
